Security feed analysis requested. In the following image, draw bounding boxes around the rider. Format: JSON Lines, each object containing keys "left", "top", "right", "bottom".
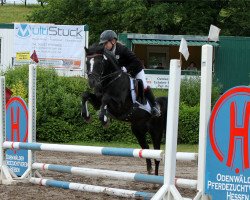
{"left": 99, "top": 30, "right": 161, "bottom": 117}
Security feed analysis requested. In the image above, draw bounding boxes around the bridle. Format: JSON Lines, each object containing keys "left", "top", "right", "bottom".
{"left": 86, "top": 53, "right": 123, "bottom": 89}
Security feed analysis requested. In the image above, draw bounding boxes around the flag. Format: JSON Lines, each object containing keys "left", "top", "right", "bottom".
{"left": 179, "top": 38, "right": 189, "bottom": 61}
{"left": 30, "top": 50, "right": 39, "bottom": 63}
{"left": 208, "top": 25, "right": 221, "bottom": 42}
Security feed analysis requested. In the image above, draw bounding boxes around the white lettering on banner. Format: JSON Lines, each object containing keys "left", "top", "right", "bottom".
{"left": 6, "top": 153, "right": 28, "bottom": 168}
{"left": 6, "top": 160, "right": 28, "bottom": 167}
{"left": 207, "top": 173, "right": 250, "bottom": 198}
{"left": 9, "top": 167, "right": 20, "bottom": 173}
{"left": 216, "top": 174, "right": 250, "bottom": 184}
{"left": 6, "top": 154, "right": 24, "bottom": 161}
{"left": 207, "top": 181, "right": 250, "bottom": 192}
{"left": 226, "top": 192, "right": 249, "bottom": 200}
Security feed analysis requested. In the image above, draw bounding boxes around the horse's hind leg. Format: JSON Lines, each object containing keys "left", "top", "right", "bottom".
{"left": 131, "top": 124, "right": 153, "bottom": 174}
{"left": 149, "top": 120, "right": 164, "bottom": 175}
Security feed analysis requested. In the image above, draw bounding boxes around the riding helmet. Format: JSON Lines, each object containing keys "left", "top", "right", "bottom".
{"left": 99, "top": 30, "right": 117, "bottom": 44}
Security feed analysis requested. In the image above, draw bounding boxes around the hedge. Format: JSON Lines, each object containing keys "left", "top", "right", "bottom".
{"left": 3, "top": 66, "right": 221, "bottom": 144}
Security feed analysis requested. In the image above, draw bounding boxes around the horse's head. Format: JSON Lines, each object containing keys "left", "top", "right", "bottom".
{"left": 85, "top": 43, "right": 121, "bottom": 89}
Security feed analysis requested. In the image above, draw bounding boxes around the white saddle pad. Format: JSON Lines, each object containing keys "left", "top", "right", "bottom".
{"left": 130, "top": 78, "right": 151, "bottom": 113}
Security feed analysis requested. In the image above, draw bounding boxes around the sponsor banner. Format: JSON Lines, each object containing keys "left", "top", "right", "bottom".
{"left": 145, "top": 74, "right": 198, "bottom": 89}
{"left": 14, "top": 23, "right": 86, "bottom": 69}
{"left": 205, "top": 86, "right": 250, "bottom": 200}
{"left": 145, "top": 74, "right": 169, "bottom": 89}
{"left": 6, "top": 97, "right": 29, "bottom": 176}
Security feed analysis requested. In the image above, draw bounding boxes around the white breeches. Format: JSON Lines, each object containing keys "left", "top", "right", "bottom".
{"left": 135, "top": 70, "right": 148, "bottom": 89}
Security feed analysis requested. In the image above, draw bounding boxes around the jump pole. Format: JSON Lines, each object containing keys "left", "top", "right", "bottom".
{"left": 30, "top": 177, "right": 155, "bottom": 200}
{"left": 194, "top": 45, "right": 213, "bottom": 200}
{"left": 3, "top": 141, "right": 197, "bottom": 162}
{"left": 152, "top": 59, "right": 182, "bottom": 200}
{"left": 0, "top": 76, "right": 17, "bottom": 184}
{"left": 20, "top": 64, "right": 37, "bottom": 179}
{"left": 3, "top": 141, "right": 163, "bottom": 160}
{"left": 32, "top": 162, "right": 197, "bottom": 189}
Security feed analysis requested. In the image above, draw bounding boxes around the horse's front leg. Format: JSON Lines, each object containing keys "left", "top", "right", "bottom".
{"left": 81, "top": 92, "right": 92, "bottom": 122}
{"left": 99, "top": 96, "right": 111, "bottom": 127}
{"left": 81, "top": 91, "right": 101, "bottom": 123}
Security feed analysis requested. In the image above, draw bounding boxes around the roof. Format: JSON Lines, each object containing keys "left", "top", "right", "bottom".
{"left": 132, "top": 39, "right": 219, "bottom": 46}
{"left": 126, "top": 33, "right": 219, "bottom": 46}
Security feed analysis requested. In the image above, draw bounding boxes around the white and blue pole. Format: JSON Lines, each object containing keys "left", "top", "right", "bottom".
{"left": 30, "top": 177, "right": 154, "bottom": 200}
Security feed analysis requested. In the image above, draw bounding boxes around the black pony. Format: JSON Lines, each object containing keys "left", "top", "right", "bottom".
{"left": 81, "top": 44, "right": 168, "bottom": 175}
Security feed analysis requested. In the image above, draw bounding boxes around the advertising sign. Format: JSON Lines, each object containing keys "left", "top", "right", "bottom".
{"left": 145, "top": 74, "right": 169, "bottom": 89}
{"left": 14, "top": 23, "right": 86, "bottom": 69}
{"left": 5, "top": 97, "right": 28, "bottom": 176}
{"left": 205, "top": 86, "right": 250, "bottom": 200}
{"left": 16, "top": 52, "right": 30, "bottom": 61}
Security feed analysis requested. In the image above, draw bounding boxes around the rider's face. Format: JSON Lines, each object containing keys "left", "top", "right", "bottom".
{"left": 104, "top": 39, "right": 116, "bottom": 50}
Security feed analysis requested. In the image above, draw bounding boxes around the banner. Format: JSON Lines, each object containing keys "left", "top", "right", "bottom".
{"left": 14, "top": 23, "right": 86, "bottom": 69}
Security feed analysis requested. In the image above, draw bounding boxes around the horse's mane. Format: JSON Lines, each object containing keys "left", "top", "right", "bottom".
{"left": 86, "top": 43, "right": 104, "bottom": 55}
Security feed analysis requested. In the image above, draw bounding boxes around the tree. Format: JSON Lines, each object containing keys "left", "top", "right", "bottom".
{"left": 26, "top": 0, "right": 250, "bottom": 41}
{"left": 220, "top": 0, "right": 250, "bottom": 36}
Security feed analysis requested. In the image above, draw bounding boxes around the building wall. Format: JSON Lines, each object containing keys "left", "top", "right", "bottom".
{"left": 215, "top": 36, "right": 250, "bottom": 91}
{"left": 0, "top": 28, "right": 14, "bottom": 70}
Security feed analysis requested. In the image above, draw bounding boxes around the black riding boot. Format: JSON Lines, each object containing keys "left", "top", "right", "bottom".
{"left": 144, "top": 87, "right": 161, "bottom": 117}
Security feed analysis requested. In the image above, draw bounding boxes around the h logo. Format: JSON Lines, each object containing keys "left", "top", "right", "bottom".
{"left": 227, "top": 101, "right": 250, "bottom": 170}
{"left": 10, "top": 107, "right": 21, "bottom": 142}
{"left": 209, "top": 86, "right": 250, "bottom": 174}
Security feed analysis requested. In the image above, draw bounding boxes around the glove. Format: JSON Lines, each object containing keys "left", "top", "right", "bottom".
{"left": 122, "top": 67, "right": 127, "bottom": 73}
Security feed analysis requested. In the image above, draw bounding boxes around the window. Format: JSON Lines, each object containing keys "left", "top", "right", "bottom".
{"left": 147, "top": 46, "right": 169, "bottom": 69}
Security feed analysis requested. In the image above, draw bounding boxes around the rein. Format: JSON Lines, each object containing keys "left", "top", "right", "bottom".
{"left": 86, "top": 54, "right": 103, "bottom": 58}
{"left": 100, "top": 70, "right": 123, "bottom": 89}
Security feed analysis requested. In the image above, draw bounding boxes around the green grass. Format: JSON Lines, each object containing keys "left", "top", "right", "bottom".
{"left": 68, "top": 141, "right": 198, "bottom": 153}
{"left": 0, "top": 5, "right": 38, "bottom": 23}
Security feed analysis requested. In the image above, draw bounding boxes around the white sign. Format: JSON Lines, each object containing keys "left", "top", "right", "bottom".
{"left": 208, "top": 25, "right": 221, "bottom": 42}
{"left": 145, "top": 74, "right": 169, "bottom": 89}
{"left": 145, "top": 73, "right": 198, "bottom": 89}
{"left": 179, "top": 38, "right": 189, "bottom": 61}
{"left": 14, "top": 23, "right": 86, "bottom": 69}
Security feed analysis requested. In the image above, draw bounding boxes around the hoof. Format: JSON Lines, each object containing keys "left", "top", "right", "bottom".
{"left": 147, "top": 168, "right": 153, "bottom": 175}
{"left": 84, "top": 115, "right": 92, "bottom": 123}
{"left": 102, "top": 119, "right": 110, "bottom": 128}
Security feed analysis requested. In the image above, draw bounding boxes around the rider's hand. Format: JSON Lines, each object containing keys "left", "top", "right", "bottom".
{"left": 122, "top": 67, "right": 127, "bottom": 73}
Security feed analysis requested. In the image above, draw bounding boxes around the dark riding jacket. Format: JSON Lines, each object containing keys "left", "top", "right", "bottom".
{"left": 113, "top": 42, "right": 143, "bottom": 77}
